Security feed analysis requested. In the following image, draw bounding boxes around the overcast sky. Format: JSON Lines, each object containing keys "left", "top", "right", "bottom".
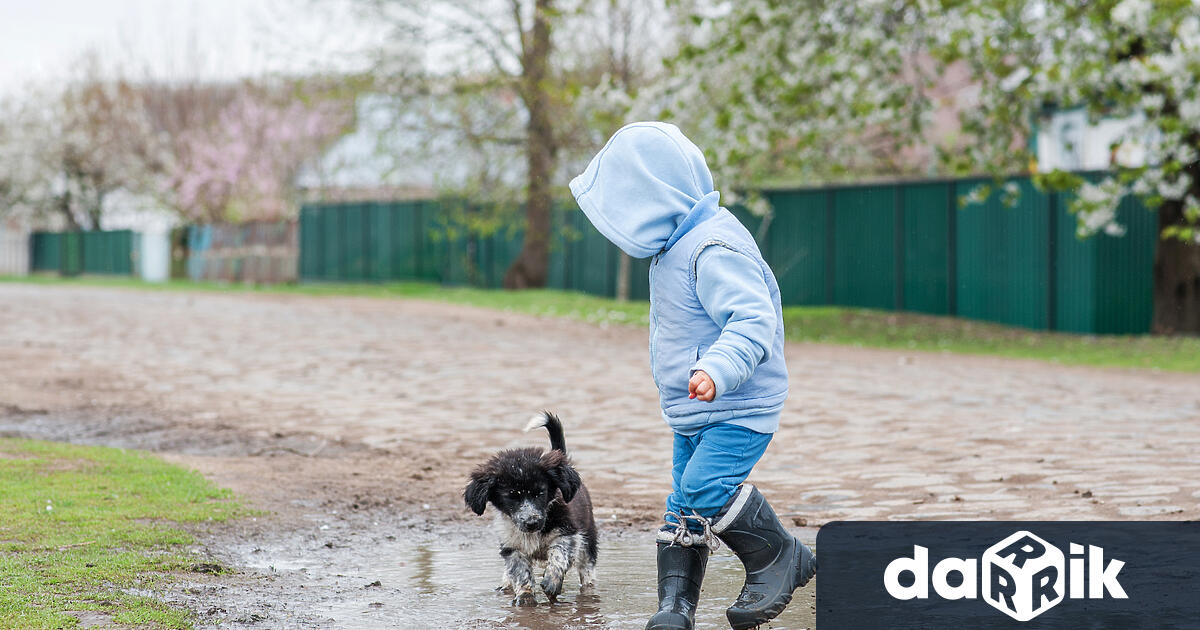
{"left": 0, "top": 0, "right": 375, "bottom": 96}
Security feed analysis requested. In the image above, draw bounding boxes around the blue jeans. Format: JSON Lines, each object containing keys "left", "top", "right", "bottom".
{"left": 664, "top": 423, "right": 773, "bottom": 531}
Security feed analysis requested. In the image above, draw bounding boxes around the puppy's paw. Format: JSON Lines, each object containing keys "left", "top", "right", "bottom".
{"left": 540, "top": 574, "right": 563, "bottom": 601}
{"left": 512, "top": 591, "right": 538, "bottom": 607}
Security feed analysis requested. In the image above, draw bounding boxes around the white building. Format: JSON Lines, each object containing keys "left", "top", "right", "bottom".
{"left": 1034, "top": 108, "right": 1152, "bottom": 172}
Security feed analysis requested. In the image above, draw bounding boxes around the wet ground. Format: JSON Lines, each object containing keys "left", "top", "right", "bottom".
{"left": 2, "top": 284, "right": 1199, "bottom": 627}
{"left": 1, "top": 409, "right": 815, "bottom": 629}
{"left": 183, "top": 518, "right": 814, "bottom": 630}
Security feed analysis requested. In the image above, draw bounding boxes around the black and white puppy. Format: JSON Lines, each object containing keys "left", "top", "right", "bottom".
{"left": 464, "top": 411, "right": 598, "bottom": 605}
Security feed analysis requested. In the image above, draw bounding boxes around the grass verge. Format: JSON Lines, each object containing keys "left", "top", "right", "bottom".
{"left": 0, "top": 438, "right": 242, "bottom": 629}
{"left": 4, "top": 274, "right": 1199, "bottom": 372}
{"left": 783, "top": 307, "right": 1200, "bottom": 372}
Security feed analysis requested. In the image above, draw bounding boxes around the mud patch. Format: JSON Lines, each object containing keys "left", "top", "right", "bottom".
{"left": 0, "top": 406, "right": 463, "bottom": 526}
{"left": 0, "top": 406, "right": 365, "bottom": 459}
{"left": 62, "top": 611, "right": 126, "bottom": 629}
{"left": 2, "top": 408, "right": 816, "bottom": 628}
{"left": 179, "top": 514, "right": 815, "bottom": 630}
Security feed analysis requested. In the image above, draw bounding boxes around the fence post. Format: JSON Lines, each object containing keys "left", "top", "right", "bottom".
{"left": 361, "top": 203, "right": 372, "bottom": 282}
{"left": 388, "top": 203, "right": 400, "bottom": 282}
{"left": 824, "top": 190, "right": 835, "bottom": 304}
{"left": 565, "top": 221, "right": 574, "bottom": 291}
{"left": 894, "top": 185, "right": 905, "bottom": 310}
{"left": 946, "top": 183, "right": 958, "bottom": 316}
{"left": 486, "top": 233, "right": 496, "bottom": 287}
{"left": 314, "top": 207, "right": 324, "bottom": 280}
{"left": 413, "top": 202, "right": 424, "bottom": 280}
{"left": 1047, "top": 191, "right": 1059, "bottom": 331}
{"left": 337, "top": 204, "right": 348, "bottom": 281}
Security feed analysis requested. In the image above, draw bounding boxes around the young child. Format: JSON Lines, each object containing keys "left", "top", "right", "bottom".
{"left": 569, "top": 121, "right": 817, "bottom": 630}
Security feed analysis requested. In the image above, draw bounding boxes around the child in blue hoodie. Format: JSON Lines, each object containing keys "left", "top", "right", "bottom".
{"left": 570, "top": 122, "right": 816, "bottom": 630}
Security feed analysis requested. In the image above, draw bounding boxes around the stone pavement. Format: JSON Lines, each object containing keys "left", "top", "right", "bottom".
{"left": 2, "top": 284, "right": 1197, "bottom": 524}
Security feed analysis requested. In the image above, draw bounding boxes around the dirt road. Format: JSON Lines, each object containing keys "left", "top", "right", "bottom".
{"left": 3, "top": 283, "right": 1198, "bottom": 526}
{"left": 4, "top": 283, "right": 1199, "bottom": 628}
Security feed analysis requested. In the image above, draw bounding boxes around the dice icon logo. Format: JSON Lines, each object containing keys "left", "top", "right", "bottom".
{"left": 981, "top": 530, "right": 1065, "bottom": 621}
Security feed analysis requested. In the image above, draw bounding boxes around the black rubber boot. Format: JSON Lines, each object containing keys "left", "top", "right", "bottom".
{"left": 645, "top": 538, "right": 709, "bottom": 630}
{"left": 713, "top": 484, "right": 817, "bottom": 630}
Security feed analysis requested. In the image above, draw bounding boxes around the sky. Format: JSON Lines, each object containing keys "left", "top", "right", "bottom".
{"left": 0, "top": 0, "right": 374, "bottom": 96}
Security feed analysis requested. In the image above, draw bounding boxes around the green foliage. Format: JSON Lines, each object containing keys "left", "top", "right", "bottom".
{"left": 932, "top": 0, "right": 1200, "bottom": 242}
{"left": 658, "top": 0, "right": 1200, "bottom": 244}
{"left": 430, "top": 196, "right": 525, "bottom": 241}
{"left": 0, "top": 439, "right": 243, "bottom": 629}
{"left": 1033, "top": 170, "right": 1086, "bottom": 192}
{"left": 647, "top": 0, "right": 929, "bottom": 188}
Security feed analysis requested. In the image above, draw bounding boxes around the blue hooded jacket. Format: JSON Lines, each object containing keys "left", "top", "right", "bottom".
{"left": 569, "top": 122, "right": 788, "bottom": 434}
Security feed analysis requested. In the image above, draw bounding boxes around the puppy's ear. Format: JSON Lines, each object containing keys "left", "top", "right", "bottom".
{"left": 463, "top": 471, "right": 494, "bottom": 516}
{"left": 542, "top": 451, "right": 582, "bottom": 503}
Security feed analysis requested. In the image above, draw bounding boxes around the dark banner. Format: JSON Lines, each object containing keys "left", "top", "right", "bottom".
{"left": 816, "top": 521, "right": 1200, "bottom": 629}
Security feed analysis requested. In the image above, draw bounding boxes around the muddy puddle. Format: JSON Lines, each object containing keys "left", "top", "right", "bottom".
{"left": 196, "top": 518, "right": 815, "bottom": 630}
{"left": 2, "top": 410, "right": 814, "bottom": 629}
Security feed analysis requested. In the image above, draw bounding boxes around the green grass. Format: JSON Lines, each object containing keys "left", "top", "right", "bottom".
{"left": 1, "top": 274, "right": 652, "bottom": 326}
{"left": 783, "top": 307, "right": 1200, "bottom": 372}
{"left": 5, "top": 274, "right": 1199, "bottom": 372}
{"left": 0, "top": 439, "right": 243, "bottom": 629}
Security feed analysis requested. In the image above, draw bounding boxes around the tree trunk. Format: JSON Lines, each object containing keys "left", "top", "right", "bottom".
{"left": 1152, "top": 197, "right": 1200, "bottom": 334}
{"left": 503, "top": 0, "right": 556, "bottom": 289}
{"left": 616, "top": 252, "right": 631, "bottom": 301}
{"left": 57, "top": 189, "right": 81, "bottom": 231}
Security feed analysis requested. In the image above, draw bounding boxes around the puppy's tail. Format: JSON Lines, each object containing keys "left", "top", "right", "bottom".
{"left": 524, "top": 411, "right": 567, "bottom": 453}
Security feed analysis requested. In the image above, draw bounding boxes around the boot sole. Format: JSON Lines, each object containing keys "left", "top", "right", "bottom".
{"left": 797, "top": 540, "right": 817, "bottom": 587}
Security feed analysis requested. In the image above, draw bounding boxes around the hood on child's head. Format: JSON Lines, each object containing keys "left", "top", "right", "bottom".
{"left": 569, "top": 121, "right": 722, "bottom": 259}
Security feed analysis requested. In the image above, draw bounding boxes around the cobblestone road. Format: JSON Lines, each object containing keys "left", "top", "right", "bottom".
{"left": 2, "top": 284, "right": 1197, "bottom": 524}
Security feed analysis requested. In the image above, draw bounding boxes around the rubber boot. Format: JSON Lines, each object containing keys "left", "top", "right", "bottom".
{"left": 712, "top": 484, "right": 817, "bottom": 630}
{"left": 645, "top": 537, "right": 709, "bottom": 630}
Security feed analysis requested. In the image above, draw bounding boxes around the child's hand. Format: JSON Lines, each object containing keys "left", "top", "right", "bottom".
{"left": 688, "top": 370, "right": 715, "bottom": 402}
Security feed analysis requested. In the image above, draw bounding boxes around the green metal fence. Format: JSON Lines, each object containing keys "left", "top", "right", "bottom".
{"left": 30, "top": 230, "right": 138, "bottom": 276}
{"left": 762, "top": 176, "right": 1157, "bottom": 333}
{"left": 299, "top": 175, "right": 1158, "bottom": 334}
{"left": 298, "top": 200, "right": 648, "bottom": 296}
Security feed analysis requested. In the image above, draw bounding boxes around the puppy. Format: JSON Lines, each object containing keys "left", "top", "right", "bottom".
{"left": 464, "top": 411, "right": 598, "bottom": 606}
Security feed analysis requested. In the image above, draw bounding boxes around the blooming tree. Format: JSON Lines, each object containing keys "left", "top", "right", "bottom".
{"left": 0, "top": 98, "right": 39, "bottom": 218}
{"left": 934, "top": 0, "right": 1200, "bottom": 331}
{"left": 640, "top": 0, "right": 933, "bottom": 199}
{"left": 171, "top": 87, "right": 350, "bottom": 223}
{"left": 654, "top": 0, "right": 1200, "bottom": 333}
{"left": 1, "top": 78, "right": 350, "bottom": 229}
{"left": 0, "top": 80, "right": 166, "bottom": 230}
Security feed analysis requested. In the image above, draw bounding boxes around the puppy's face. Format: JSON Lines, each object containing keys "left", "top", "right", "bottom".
{"left": 491, "top": 471, "right": 555, "bottom": 533}
{"left": 464, "top": 447, "right": 581, "bottom": 533}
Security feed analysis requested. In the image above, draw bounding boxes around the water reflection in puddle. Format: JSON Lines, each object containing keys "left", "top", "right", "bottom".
{"left": 236, "top": 530, "right": 815, "bottom": 629}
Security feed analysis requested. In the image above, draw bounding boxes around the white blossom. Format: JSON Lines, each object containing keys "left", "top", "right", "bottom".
{"left": 641, "top": 0, "right": 930, "bottom": 187}
{"left": 1179, "top": 99, "right": 1200, "bottom": 127}
{"left": 1158, "top": 175, "right": 1192, "bottom": 201}
{"left": 1073, "top": 179, "right": 1126, "bottom": 237}
{"left": 1111, "top": 0, "right": 1151, "bottom": 27}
